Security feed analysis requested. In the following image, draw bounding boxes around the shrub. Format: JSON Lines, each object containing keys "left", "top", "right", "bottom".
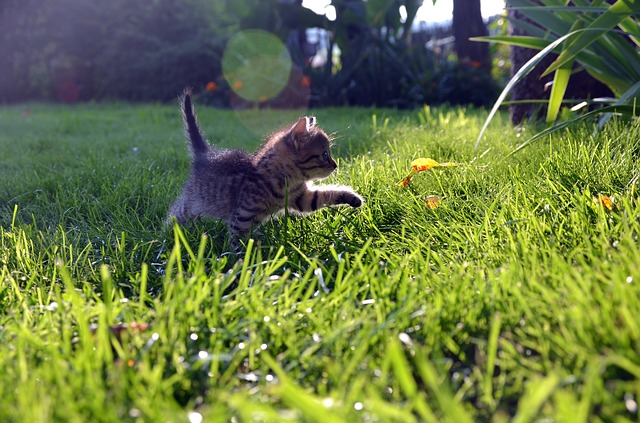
{"left": 0, "top": 0, "right": 229, "bottom": 103}
{"left": 475, "top": 0, "right": 640, "bottom": 150}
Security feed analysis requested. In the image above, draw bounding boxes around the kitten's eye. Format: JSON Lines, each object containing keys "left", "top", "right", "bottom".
{"left": 322, "top": 151, "right": 329, "bottom": 162}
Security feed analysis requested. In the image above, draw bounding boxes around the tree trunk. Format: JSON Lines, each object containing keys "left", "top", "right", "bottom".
{"left": 452, "top": 0, "right": 490, "bottom": 71}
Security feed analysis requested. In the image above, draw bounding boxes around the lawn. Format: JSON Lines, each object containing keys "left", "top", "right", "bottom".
{"left": 1, "top": 101, "right": 639, "bottom": 422}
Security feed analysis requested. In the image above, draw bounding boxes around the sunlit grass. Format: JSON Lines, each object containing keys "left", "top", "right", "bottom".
{"left": 1, "top": 102, "right": 639, "bottom": 421}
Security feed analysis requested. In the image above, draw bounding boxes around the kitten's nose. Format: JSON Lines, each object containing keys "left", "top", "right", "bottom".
{"left": 330, "top": 158, "right": 337, "bottom": 169}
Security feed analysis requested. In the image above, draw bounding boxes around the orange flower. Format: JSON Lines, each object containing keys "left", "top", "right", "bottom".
{"left": 301, "top": 75, "right": 311, "bottom": 88}
{"left": 205, "top": 81, "right": 218, "bottom": 92}
{"left": 232, "top": 80, "right": 244, "bottom": 90}
{"left": 258, "top": 95, "right": 269, "bottom": 103}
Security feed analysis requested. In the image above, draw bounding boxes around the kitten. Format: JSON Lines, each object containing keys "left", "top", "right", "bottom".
{"left": 168, "top": 89, "right": 363, "bottom": 239}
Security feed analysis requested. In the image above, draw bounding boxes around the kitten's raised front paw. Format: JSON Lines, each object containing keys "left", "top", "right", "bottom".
{"left": 346, "top": 193, "right": 364, "bottom": 208}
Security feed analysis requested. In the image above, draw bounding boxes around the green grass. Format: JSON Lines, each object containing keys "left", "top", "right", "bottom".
{"left": 1, "top": 101, "right": 639, "bottom": 422}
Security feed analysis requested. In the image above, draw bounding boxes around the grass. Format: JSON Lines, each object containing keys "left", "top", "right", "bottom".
{"left": 1, "top": 101, "right": 639, "bottom": 422}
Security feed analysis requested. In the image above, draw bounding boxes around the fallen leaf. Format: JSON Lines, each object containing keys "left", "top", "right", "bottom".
{"left": 411, "top": 158, "right": 441, "bottom": 172}
{"left": 412, "top": 158, "right": 459, "bottom": 172}
{"left": 425, "top": 195, "right": 443, "bottom": 209}
{"left": 597, "top": 194, "right": 614, "bottom": 212}
{"left": 397, "top": 172, "right": 415, "bottom": 187}
{"left": 397, "top": 158, "right": 459, "bottom": 186}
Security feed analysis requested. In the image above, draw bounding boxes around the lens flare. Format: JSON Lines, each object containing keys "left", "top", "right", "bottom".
{"left": 222, "top": 30, "right": 292, "bottom": 103}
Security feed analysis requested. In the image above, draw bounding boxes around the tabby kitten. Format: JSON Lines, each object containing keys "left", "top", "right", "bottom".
{"left": 168, "top": 89, "right": 363, "bottom": 238}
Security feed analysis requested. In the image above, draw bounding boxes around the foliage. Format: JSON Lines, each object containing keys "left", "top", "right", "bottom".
{"left": 431, "top": 60, "right": 500, "bottom": 107}
{"left": 308, "top": 37, "right": 433, "bottom": 108}
{"left": 306, "top": 0, "right": 499, "bottom": 108}
{"left": 487, "top": 15, "right": 512, "bottom": 86}
{"left": 93, "top": 0, "right": 227, "bottom": 102}
{"left": 475, "top": 0, "right": 640, "bottom": 149}
{"left": 0, "top": 0, "right": 500, "bottom": 107}
{"left": 1, "top": 103, "right": 640, "bottom": 421}
{"left": 0, "top": 0, "right": 230, "bottom": 102}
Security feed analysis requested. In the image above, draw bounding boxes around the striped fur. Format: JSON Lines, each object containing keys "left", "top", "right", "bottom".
{"left": 168, "top": 88, "right": 363, "bottom": 238}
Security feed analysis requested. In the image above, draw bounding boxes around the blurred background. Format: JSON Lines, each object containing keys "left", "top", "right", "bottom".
{"left": 0, "top": 0, "right": 507, "bottom": 108}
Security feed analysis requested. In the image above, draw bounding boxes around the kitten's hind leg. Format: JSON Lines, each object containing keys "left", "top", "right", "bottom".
{"left": 226, "top": 223, "right": 258, "bottom": 253}
{"left": 167, "top": 197, "right": 192, "bottom": 225}
{"left": 228, "top": 214, "right": 257, "bottom": 240}
{"left": 228, "top": 200, "right": 269, "bottom": 238}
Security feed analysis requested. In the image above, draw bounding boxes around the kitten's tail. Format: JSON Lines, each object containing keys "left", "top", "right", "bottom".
{"left": 181, "top": 88, "right": 208, "bottom": 156}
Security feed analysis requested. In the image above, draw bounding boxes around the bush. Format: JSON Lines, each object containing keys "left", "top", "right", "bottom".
{"left": 432, "top": 61, "right": 500, "bottom": 107}
{"left": 475, "top": 0, "right": 640, "bottom": 151}
{"left": 0, "top": 0, "right": 228, "bottom": 103}
{"left": 0, "top": 0, "right": 501, "bottom": 108}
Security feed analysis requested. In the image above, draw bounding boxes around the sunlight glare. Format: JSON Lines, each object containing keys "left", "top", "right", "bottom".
{"left": 302, "top": 0, "right": 506, "bottom": 24}
{"left": 399, "top": 5, "right": 407, "bottom": 24}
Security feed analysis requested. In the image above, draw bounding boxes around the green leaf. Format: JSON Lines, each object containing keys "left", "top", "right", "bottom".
{"left": 507, "top": 16, "right": 553, "bottom": 38}
{"left": 475, "top": 31, "right": 577, "bottom": 148}
{"left": 543, "top": 0, "right": 640, "bottom": 76}
{"left": 618, "top": 15, "right": 640, "bottom": 42}
{"left": 507, "top": 0, "right": 575, "bottom": 36}
{"left": 511, "top": 104, "right": 640, "bottom": 154}
{"left": 509, "top": 6, "right": 609, "bottom": 13}
{"left": 547, "top": 20, "right": 585, "bottom": 123}
{"left": 597, "top": 80, "right": 640, "bottom": 127}
{"left": 471, "top": 35, "right": 551, "bottom": 50}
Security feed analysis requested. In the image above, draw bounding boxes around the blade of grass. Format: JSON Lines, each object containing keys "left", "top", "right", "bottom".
{"left": 412, "top": 351, "right": 474, "bottom": 423}
{"left": 483, "top": 312, "right": 502, "bottom": 409}
{"left": 512, "top": 373, "right": 561, "bottom": 423}
{"left": 386, "top": 337, "right": 439, "bottom": 423}
{"left": 262, "top": 352, "right": 347, "bottom": 423}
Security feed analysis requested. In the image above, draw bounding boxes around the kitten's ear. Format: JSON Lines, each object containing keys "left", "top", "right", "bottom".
{"left": 288, "top": 116, "right": 316, "bottom": 150}
{"left": 291, "top": 116, "right": 315, "bottom": 137}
